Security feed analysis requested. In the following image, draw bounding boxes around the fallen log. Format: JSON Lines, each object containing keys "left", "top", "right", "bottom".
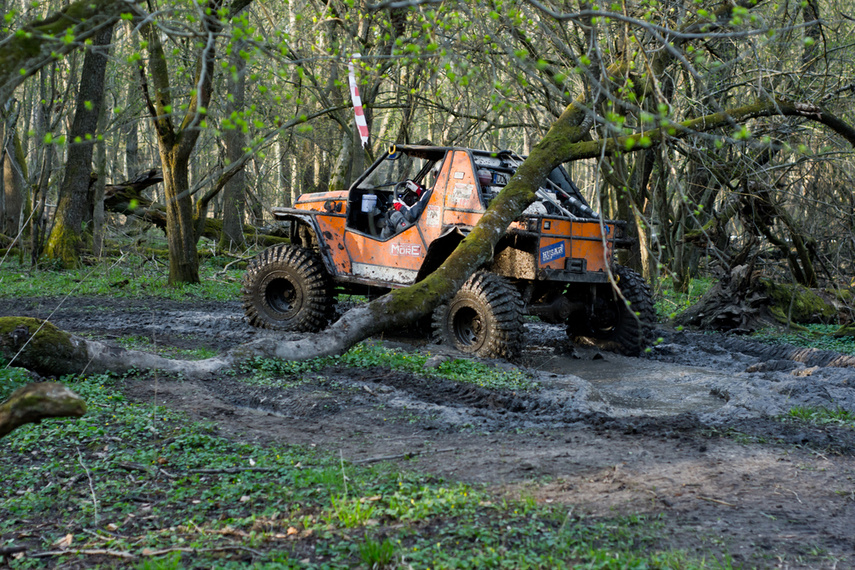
{"left": 0, "top": 382, "right": 86, "bottom": 438}
{"left": 103, "top": 170, "right": 288, "bottom": 247}
{"left": 0, "top": 317, "right": 231, "bottom": 377}
{"left": 0, "top": 303, "right": 397, "bottom": 378}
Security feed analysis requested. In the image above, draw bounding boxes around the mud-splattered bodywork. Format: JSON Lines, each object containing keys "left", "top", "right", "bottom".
{"left": 272, "top": 145, "right": 625, "bottom": 300}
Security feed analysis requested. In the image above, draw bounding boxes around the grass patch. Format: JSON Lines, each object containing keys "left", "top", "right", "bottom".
{"left": 238, "top": 342, "right": 538, "bottom": 391}
{"left": 655, "top": 276, "right": 716, "bottom": 320}
{"left": 0, "top": 254, "right": 243, "bottom": 301}
{"left": 113, "top": 335, "right": 219, "bottom": 360}
{"left": 1, "top": 370, "right": 734, "bottom": 568}
{"left": 751, "top": 324, "right": 855, "bottom": 356}
{"left": 0, "top": 367, "right": 36, "bottom": 400}
{"left": 782, "top": 406, "right": 855, "bottom": 429}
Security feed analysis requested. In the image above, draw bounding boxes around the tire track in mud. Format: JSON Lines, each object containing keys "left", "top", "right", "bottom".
{"left": 692, "top": 333, "right": 855, "bottom": 368}
{"left": 0, "top": 296, "right": 263, "bottom": 345}
{"left": 202, "top": 368, "right": 855, "bottom": 454}
{"left": 211, "top": 366, "right": 597, "bottom": 430}
{"left": 656, "top": 330, "right": 855, "bottom": 370}
{"left": 4, "top": 296, "right": 855, "bottom": 438}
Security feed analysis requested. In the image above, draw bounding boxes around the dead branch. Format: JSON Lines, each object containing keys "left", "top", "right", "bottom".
{"left": 352, "top": 447, "right": 458, "bottom": 464}
{"left": 29, "top": 545, "right": 263, "bottom": 560}
{"left": 30, "top": 548, "right": 137, "bottom": 559}
{"left": 0, "top": 382, "right": 86, "bottom": 438}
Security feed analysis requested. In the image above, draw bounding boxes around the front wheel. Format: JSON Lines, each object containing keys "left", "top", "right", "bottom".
{"left": 242, "top": 245, "right": 335, "bottom": 332}
{"left": 433, "top": 271, "right": 524, "bottom": 359}
{"left": 569, "top": 265, "right": 655, "bottom": 356}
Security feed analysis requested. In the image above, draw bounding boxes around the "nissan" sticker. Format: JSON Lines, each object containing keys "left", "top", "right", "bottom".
{"left": 391, "top": 243, "right": 422, "bottom": 257}
{"left": 540, "top": 241, "right": 565, "bottom": 264}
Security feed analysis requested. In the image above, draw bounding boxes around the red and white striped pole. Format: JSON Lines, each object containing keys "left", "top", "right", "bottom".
{"left": 348, "top": 54, "right": 370, "bottom": 148}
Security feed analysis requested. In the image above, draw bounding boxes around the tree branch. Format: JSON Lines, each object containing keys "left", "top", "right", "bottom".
{"left": 0, "top": 0, "right": 145, "bottom": 102}
{"left": 0, "top": 383, "right": 86, "bottom": 438}
{"left": 564, "top": 98, "right": 855, "bottom": 163}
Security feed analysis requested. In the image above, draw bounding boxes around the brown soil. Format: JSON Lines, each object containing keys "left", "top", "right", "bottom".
{"left": 3, "top": 296, "right": 855, "bottom": 567}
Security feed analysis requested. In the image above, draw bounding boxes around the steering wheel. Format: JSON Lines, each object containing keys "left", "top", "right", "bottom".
{"left": 393, "top": 181, "right": 409, "bottom": 201}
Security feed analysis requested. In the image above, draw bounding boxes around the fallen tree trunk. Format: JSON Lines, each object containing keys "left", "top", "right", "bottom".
{"left": 0, "top": 383, "right": 87, "bottom": 438}
{"left": 1, "top": 317, "right": 231, "bottom": 377}
{"left": 674, "top": 263, "right": 768, "bottom": 333}
{"left": 103, "top": 170, "right": 288, "bottom": 247}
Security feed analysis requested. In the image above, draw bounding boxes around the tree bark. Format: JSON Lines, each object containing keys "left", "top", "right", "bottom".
{"left": 160, "top": 149, "right": 201, "bottom": 283}
{"left": 1, "top": 316, "right": 230, "bottom": 377}
{"left": 217, "top": 41, "right": 247, "bottom": 252}
{"left": 1, "top": 105, "right": 26, "bottom": 238}
{"left": 44, "top": 23, "right": 114, "bottom": 268}
{"left": 123, "top": 25, "right": 142, "bottom": 180}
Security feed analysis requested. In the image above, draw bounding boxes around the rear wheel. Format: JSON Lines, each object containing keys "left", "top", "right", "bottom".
{"left": 242, "top": 245, "right": 335, "bottom": 332}
{"left": 433, "top": 271, "right": 524, "bottom": 359}
{"left": 569, "top": 265, "right": 655, "bottom": 355}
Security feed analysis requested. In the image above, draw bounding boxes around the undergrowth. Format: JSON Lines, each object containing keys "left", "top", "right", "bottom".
{"left": 654, "top": 276, "right": 716, "bottom": 321}
{"left": 238, "top": 342, "right": 538, "bottom": 391}
{"left": 751, "top": 324, "right": 855, "bottom": 356}
{"left": 0, "top": 370, "right": 734, "bottom": 569}
{"left": 782, "top": 406, "right": 855, "bottom": 429}
{"left": 113, "top": 335, "right": 219, "bottom": 361}
{"left": 0, "top": 254, "right": 243, "bottom": 301}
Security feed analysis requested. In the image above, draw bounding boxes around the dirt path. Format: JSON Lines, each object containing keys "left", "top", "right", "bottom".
{"left": 3, "top": 296, "right": 855, "bottom": 567}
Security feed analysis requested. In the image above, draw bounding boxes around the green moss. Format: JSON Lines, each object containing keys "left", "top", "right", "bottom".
{"left": 0, "top": 317, "right": 88, "bottom": 376}
{"left": 767, "top": 306, "right": 811, "bottom": 331}
{"left": 828, "top": 287, "right": 854, "bottom": 303}
{"left": 682, "top": 218, "right": 717, "bottom": 243}
{"left": 833, "top": 324, "right": 855, "bottom": 338}
{"left": 763, "top": 280, "right": 837, "bottom": 324}
{"left": 0, "top": 317, "right": 74, "bottom": 351}
{"left": 44, "top": 219, "right": 82, "bottom": 269}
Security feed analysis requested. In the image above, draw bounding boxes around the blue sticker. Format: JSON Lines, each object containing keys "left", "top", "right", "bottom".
{"left": 540, "top": 241, "right": 566, "bottom": 265}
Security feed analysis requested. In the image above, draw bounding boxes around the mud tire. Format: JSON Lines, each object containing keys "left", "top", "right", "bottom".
{"left": 569, "top": 265, "right": 655, "bottom": 356}
{"left": 242, "top": 245, "right": 335, "bottom": 332}
{"left": 433, "top": 271, "right": 524, "bottom": 359}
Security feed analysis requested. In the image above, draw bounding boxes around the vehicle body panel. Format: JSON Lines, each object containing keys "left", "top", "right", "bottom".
{"left": 271, "top": 145, "right": 622, "bottom": 291}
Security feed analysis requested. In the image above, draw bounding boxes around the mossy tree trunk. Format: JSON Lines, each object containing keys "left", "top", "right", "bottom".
{"left": 1, "top": 103, "right": 27, "bottom": 239}
{"left": 160, "top": 148, "right": 201, "bottom": 284}
{"left": 44, "top": 24, "right": 113, "bottom": 268}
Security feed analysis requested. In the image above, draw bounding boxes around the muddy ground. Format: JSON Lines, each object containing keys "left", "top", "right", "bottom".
{"left": 3, "top": 296, "right": 855, "bottom": 568}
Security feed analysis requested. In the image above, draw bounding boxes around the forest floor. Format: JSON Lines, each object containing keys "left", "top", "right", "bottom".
{"left": 2, "top": 295, "right": 855, "bottom": 568}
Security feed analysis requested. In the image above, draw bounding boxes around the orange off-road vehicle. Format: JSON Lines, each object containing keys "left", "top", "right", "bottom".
{"left": 242, "top": 144, "right": 654, "bottom": 357}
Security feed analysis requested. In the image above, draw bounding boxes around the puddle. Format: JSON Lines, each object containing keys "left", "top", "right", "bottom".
{"left": 532, "top": 351, "right": 727, "bottom": 417}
